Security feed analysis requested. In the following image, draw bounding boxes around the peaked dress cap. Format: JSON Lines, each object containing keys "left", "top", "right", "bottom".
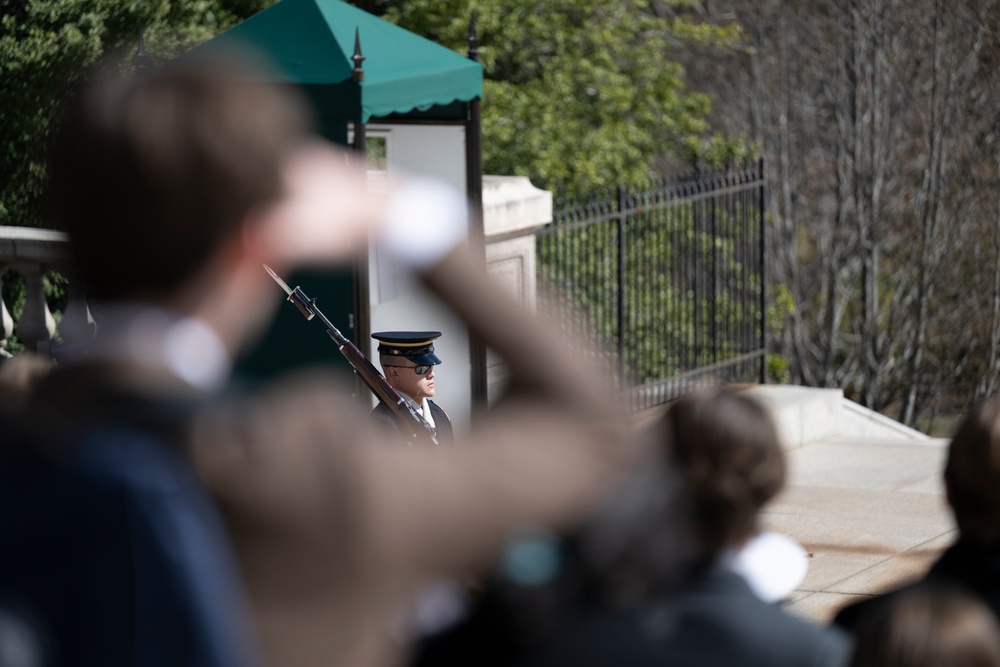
{"left": 372, "top": 331, "right": 442, "bottom": 366}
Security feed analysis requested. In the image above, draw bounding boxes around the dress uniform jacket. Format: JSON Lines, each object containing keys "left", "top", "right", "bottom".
{"left": 372, "top": 399, "right": 454, "bottom": 446}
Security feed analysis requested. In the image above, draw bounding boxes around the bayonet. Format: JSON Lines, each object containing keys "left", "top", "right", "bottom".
{"left": 263, "top": 265, "right": 438, "bottom": 446}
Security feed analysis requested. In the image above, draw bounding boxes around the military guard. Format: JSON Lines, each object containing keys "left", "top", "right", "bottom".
{"left": 372, "top": 331, "right": 454, "bottom": 445}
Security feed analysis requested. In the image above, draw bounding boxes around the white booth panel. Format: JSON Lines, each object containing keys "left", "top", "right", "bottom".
{"left": 363, "top": 124, "right": 472, "bottom": 433}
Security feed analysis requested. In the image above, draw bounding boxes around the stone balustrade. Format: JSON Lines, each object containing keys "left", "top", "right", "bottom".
{"left": 0, "top": 226, "right": 94, "bottom": 358}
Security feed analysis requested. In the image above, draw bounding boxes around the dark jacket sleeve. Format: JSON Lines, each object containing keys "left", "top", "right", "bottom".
{"left": 370, "top": 402, "right": 405, "bottom": 443}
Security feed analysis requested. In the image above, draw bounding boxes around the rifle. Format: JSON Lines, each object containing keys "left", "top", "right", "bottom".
{"left": 264, "top": 265, "right": 439, "bottom": 446}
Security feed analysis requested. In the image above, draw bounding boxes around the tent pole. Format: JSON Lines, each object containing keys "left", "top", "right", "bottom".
{"left": 465, "top": 11, "right": 489, "bottom": 413}
{"left": 351, "top": 28, "right": 372, "bottom": 401}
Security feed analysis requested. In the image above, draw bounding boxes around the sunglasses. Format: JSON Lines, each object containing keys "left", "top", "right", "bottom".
{"left": 385, "top": 364, "right": 432, "bottom": 376}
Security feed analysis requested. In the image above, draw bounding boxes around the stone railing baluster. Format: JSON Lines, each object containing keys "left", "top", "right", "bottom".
{"left": 0, "top": 226, "right": 75, "bottom": 359}
{"left": 0, "top": 263, "right": 13, "bottom": 359}
{"left": 15, "top": 261, "right": 56, "bottom": 355}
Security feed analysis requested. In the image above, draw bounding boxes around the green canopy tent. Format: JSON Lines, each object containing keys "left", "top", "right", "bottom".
{"left": 175, "top": 0, "right": 486, "bottom": 404}
{"left": 182, "top": 0, "right": 482, "bottom": 130}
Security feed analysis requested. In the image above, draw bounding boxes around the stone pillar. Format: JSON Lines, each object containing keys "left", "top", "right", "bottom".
{"left": 482, "top": 175, "right": 552, "bottom": 402}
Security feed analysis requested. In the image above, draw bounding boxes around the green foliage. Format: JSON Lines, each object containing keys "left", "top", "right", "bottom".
{"left": 764, "top": 282, "right": 795, "bottom": 383}
{"left": 767, "top": 352, "right": 789, "bottom": 384}
{"left": 377, "top": 0, "right": 745, "bottom": 196}
{"left": 0, "top": 0, "right": 273, "bottom": 228}
{"left": 767, "top": 283, "right": 795, "bottom": 338}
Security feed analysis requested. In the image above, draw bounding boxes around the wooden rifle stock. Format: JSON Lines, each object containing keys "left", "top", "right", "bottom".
{"left": 264, "top": 266, "right": 438, "bottom": 446}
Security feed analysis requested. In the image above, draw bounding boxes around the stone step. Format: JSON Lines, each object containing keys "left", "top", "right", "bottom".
{"left": 742, "top": 385, "right": 931, "bottom": 449}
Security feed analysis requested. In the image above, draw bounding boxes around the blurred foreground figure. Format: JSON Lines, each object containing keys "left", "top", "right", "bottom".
{"left": 415, "top": 388, "right": 850, "bottom": 667}
{"left": 848, "top": 582, "right": 1000, "bottom": 667}
{"left": 835, "top": 397, "right": 1000, "bottom": 632}
{"left": 0, "top": 52, "right": 630, "bottom": 667}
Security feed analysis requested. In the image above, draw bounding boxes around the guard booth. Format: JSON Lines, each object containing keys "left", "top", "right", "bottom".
{"left": 179, "top": 0, "right": 485, "bottom": 431}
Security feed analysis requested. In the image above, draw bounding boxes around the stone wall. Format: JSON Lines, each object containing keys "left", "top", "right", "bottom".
{"left": 482, "top": 175, "right": 552, "bottom": 402}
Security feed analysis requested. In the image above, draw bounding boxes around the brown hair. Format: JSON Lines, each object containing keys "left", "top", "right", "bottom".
{"left": 850, "top": 582, "right": 1000, "bottom": 667}
{"left": 945, "top": 398, "right": 1000, "bottom": 545}
{"left": 47, "top": 50, "right": 313, "bottom": 301}
{"left": 663, "top": 387, "right": 786, "bottom": 557}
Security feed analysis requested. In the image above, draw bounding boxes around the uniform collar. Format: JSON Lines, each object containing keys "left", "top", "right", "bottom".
{"left": 399, "top": 393, "right": 436, "bottom": 428}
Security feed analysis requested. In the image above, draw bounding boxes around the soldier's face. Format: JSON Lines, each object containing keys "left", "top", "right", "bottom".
{"left": 387, "top": 362, "right": 436, "bottom": 402}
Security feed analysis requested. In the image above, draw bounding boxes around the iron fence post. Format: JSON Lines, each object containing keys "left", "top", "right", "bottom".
{"left": 758, "top": 157, "right": 768, "bottom": 385}
{"left": 710, "top": 183, "right": 718, "bottom": 365}
{"left": 617, "top": 184, "right": 627, "bottom": 386}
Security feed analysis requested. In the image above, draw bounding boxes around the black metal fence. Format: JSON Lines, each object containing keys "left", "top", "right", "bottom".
{"left": 536, "top": 160, "right": 767, "bottom": 413}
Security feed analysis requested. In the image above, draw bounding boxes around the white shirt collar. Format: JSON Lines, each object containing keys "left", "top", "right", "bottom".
{"left": 725, "top": 531, "right": 808, "bottom": 603}
{"left": 399, "top": 393, "right": 436, "bottom": 429}
{"left": 69, "top": 304, "right": 231, "bottom": 391}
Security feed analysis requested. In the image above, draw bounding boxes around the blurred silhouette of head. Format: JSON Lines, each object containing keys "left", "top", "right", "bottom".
{"left": 945, "top": 397, "right": 1000, "bottom": 545}
{"left": 566, "top": 387, "right": 785, "bottom": 608}
{"left": 849, "top": 581, "right": 1000, "bottom": 667}
{"left": 663, "top": 387, "right": 786, "bottom": 558}
{"left": 47, "top": 51, "right": 313, "bottom": 303}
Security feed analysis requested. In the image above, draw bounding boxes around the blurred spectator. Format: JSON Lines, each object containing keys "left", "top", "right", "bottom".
{"left": 414, "top": 388, "right": 851, "bottom": 667}
{"left": 0, "top": 352, "right": 52, "bottom": 408}
{"left": 0, "top": 51, "right": 630, "bottom": 667}
{"left": 848, "top": 581, "right": 1000, "bottom": 667}
{"left": 835, "top": 396, "right": 1000, "bottom": 631}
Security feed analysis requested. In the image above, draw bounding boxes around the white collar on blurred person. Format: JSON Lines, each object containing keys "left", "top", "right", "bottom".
{"left": 69, "top": 305, "right": 230, "bottom": 391}
{"left": 724, "top": 531, "right": 809, "bottom": 604}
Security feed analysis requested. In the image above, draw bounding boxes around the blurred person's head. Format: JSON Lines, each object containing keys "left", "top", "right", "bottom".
{"left": 549, "top": 387, "right": 784, "bottom": 608}
{"left": 48, "top": 51, "right": 312, "bottom": 305}
{"left": 945, "top": 397, "right": 1000, "bottom": 545}
{"left": 45, "top": 50, "right": 373, "bottom": 356}
{"left": 849, "top": 581, "right": 1000, "bottom": 667}
{"left": 438, "top": 387, "right": 785, "bottom": 644}
{"left": 663, "top": 387, "right": 786, "bottom": 558}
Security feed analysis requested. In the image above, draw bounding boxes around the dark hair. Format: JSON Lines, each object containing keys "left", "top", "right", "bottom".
{"left": 850, "top": 582, "right": 1000, "bottom": 667}
{"left": 664, "top": 387, "right": 786, "bottom": 557}
{"left": 47, "top": 50, "right": 313, "bottom": 301}
{"left": 945, "top": 397, "right": 1000, "bottom": 545}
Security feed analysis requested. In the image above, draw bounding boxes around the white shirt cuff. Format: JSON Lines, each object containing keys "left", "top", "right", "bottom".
{"left": 379, "top": 178, "right": 469, "bottom": 269}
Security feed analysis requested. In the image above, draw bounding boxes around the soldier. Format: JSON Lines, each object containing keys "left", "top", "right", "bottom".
{"left": 372, "top": 330, "right": 454, "bottom": 445}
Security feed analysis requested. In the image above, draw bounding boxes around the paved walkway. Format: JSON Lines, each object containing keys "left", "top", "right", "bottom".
{"left": 745, "top": 386, "right": 955, "bottom": 624}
